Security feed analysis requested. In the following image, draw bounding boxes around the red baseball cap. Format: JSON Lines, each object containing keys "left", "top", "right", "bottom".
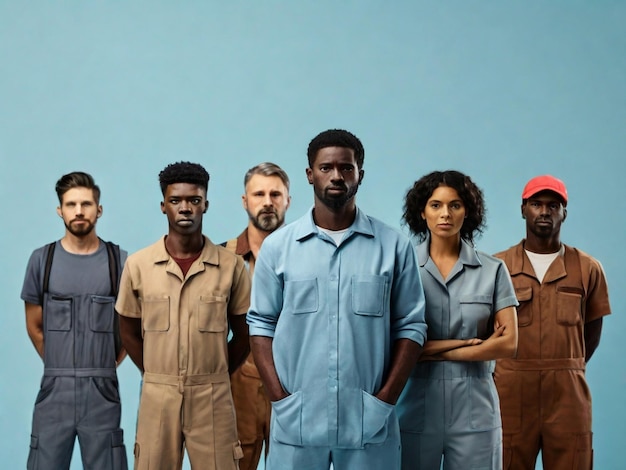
{"left": 522, "top": 175, "right": 568, "bottom": 205}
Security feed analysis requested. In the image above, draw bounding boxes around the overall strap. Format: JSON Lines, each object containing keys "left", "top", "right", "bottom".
{"left": 42, "top": 241, "right": 57, "bottom": 297}
{"left": 103, "top": 240, "right": 123, "bottom": 357}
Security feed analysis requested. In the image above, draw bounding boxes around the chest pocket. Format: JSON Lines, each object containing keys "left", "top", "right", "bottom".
{"left": 142, "top": 297, "right": 170, "bottom": 332}
{"left": 46, "top": 295, "right": 72, "bottom": 331}
{"left": 352, "top": 275, "right": 387, "bottom": 317}
{"left": 197, "top": 295, "right": 228, "bottom": 332}
{"left": 284, "top": 279, "right": 318, "bottom": 314}
{"left": 459, "top": 294, "right": 493, "bottom": 338}
{"left": 556, "top": 287, "right": 584, "bottom": 325}
{"left": 514, "top": 287, "right": 533, "bottom": 327}
{"left": 89, "top": 295, "right": 115, "bottom": 332}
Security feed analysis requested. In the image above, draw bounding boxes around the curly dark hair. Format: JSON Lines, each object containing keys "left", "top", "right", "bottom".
{"left": 158, "top": 162, "right": 210, "bottom": 195}
{"left": 403, "top": 170, "right": 486, "bottom": 244}
{"left": 307, "top": 129, "right": 365, "bottom": 169}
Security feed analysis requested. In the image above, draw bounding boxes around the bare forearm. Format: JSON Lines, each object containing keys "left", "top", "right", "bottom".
{"left": 250, "top": 335, "right": 288, "bottom": 402}
{"left": 228, "top": 314, "right": 250, "bottom": 373}
{"left": 376, "top": 338, "right": 423, "bottom": 405}
{"left": 28, "top": 329, "right": 44, "bottom": 359}
{"left": 119, "top": 315, "right": 144, "bottom": 372}
{"left": 584, "top": 318, "right": 603, "bottom": 362}
{"left": 25, "top": 302, "right": 44, "bottom": 359}
{"left": 421, "top": 338, "right": 482, "bottom": 357}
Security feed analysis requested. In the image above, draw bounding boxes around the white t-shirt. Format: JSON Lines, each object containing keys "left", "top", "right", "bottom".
{"left": 525, "top": 245, "right": 564, "bottom": 283}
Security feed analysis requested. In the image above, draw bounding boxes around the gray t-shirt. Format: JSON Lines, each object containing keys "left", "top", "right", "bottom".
{"left": 21, "top": 240, "right": 127, "bottom": 368}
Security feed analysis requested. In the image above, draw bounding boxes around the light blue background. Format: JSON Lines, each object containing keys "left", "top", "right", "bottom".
{"left": 1, "top": 2, "right": 624, "bottom": 469}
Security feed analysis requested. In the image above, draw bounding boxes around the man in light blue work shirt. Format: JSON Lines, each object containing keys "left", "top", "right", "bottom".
{"left": 247, "top": 129, "right": 428, "bottom": 470}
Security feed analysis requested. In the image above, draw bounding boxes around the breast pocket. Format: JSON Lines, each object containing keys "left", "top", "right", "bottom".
{"left": 142, "top": 296, "right": 170, "bottom": 332}
{"left": 514, "top": 287, "right": 533, "bottom": 327}
{"left": 284, "top": 279, "right": 318, "bottom": 315}
{"left": 459, "top": 294, "right": 493, "bottom": 338}
{"left": 197, "top": 295, "right": 228, "bottom": 332}
{"left": 352, "top": 275, "right": 387, "bottom": 317}
{"left": 89, "top": 295, "right": 115, "bottom": 332}
{"left": 556, "top": 287, "right": 584, "bottom": 326}
{"left": 46, "top": 295, "right": 72, "bottom": 331}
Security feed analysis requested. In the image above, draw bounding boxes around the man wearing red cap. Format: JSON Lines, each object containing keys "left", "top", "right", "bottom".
{"left": 494, "top": 175, "right": 611, "bottom": 469}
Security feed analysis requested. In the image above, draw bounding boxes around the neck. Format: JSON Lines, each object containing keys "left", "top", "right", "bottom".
{"left": 428, "top": 233, "right": 461, "bottom": 259}
{"left": 246, "top": 223, "right": 271, "bottom": 259}
{"left": 165, "top": 231, "right": 205, "bottom": 258}
{"left": 524, "top": 233, "right": 561, "bottom": 254}
{"left": 312, "top": 201, "right": 357, "bottom": 231}
{"left": 60, "top": 231, "right": 100, "bottom": 254}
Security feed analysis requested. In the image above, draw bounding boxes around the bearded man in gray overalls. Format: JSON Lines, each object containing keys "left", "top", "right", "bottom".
{"left": 21, "top": 172, "right": 128, "bottom": 470}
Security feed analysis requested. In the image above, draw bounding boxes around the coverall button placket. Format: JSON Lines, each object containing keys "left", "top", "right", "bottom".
{"left": 327, "top": 243, "right": 341, "bottom": 445}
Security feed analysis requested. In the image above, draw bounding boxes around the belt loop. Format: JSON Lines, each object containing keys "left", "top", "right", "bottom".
{"left": 178, "top": 375, "right": 184, "bottom": 394}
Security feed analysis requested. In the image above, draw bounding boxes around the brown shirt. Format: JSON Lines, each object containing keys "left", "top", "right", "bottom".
{"left": 116, "top": 236, "right": 251, "bottom": 377}
{"left": 495, "top": 241, "right": 611, "bottom": 361}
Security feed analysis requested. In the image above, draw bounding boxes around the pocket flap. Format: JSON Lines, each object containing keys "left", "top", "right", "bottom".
{"left": 515, "top": 287, "right": 533, "bottom": 302}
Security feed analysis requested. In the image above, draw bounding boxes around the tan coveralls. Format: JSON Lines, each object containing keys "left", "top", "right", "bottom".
{"left": 224, "top": 229, "right": 271, "bottom": 470}
{"left": 116, "top": 237, "right": 250, "bottom": 469}
{"left": 495, "top": 242, "right": 611, "bottom": 470}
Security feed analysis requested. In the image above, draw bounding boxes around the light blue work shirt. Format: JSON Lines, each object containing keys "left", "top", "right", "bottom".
{"left": 248, "top": 207, "right": 427, "bottom": 449}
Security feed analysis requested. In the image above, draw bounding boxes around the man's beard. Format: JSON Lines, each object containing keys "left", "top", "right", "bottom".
{"left": 249, "top": 209, "right": 284, "bottom": 232}
{"left": 315, "top": 183, "right": 359, "bottom": 210}
{"left": 65, "top": 219, "right": 96, "bottom": 237}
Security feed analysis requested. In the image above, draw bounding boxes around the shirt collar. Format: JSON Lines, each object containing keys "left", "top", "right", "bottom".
{"left": 416, "top": 233, "right": 481, "bottom": 267}
{"left": 153, "top": 235, "right": 220, "bottom": 266}
{"left": 295, "top": 206, "right": 374, "bottom": 242}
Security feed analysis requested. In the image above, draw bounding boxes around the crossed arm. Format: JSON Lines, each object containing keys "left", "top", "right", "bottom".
{"left": 421, "top": 306, "right": 518, "bottom": 362}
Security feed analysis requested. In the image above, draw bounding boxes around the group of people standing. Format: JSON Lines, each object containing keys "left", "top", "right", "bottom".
{"left": 22, "top": 128, "right": 611, "bottom": 470}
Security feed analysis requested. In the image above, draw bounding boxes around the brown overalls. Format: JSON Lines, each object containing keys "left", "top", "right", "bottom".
{"left": 224, "top": 230, "right": 272, "bottom": 470}
{"left": 116, "top": 237, "right": 250, "bottom": 469}
{"left": 495, "top": 242, "right": 611, "bottom": 470}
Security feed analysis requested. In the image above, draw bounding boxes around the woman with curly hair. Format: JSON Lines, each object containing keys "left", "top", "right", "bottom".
{"left": 396, "top": 170, "right": 518, "bottom": 470}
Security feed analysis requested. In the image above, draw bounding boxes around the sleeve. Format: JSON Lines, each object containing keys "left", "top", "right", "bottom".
{"left": 115, "top": 256, "right": 142, "bottom": 318}
{"left": 227, "top": 255, "right": 251, "bottom": 317}
{"left": 390, "top": 238, "right": 427, "bottom": 346}
{"left": 493, "top": 258, "right": 519, "bottom": 312}
{"left": 20, "top": 247, "right": 45, "bottom": 305}
{"left": 583, "top": 256, "right": 611, "bottom": 323}
{"left": 247, "top": 239, "right": 283, "bottom": 338}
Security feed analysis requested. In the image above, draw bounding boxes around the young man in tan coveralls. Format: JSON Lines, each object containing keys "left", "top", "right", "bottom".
{"left": 494, "top": 175, "right": 611, "bottom": 470}
{"left": 116, "top": 162, "right": 251, "bottom": 469}
{"left": 223, "top": 162, "right": 291, "bottom": 470}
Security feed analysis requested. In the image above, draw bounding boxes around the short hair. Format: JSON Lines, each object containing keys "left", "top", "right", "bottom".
{"left": 55, "top": 171, "right": 101, "bottom": 204}
{"left": 307, "top": 129, "right": 365, "bottom": 169}
{"left": 403, "top": 170, "right": 486, "bottom": 244}
{"left": 158, "top": 162, "right": 210, "bottom": 195}
{"left": 243, "top": 162, "right": 290, "bottom": 191}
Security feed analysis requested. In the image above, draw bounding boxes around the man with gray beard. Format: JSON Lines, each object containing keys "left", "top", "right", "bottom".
{"left": 222, "top": 162, "right": 291, "bottom": 470}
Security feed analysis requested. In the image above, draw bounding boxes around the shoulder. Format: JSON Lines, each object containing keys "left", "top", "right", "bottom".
{"left": 126, "top": 239, "right": 165, "bottom": 264}
{"left": 367, "top": 214, "right": 410, "bottom": 243}
{"left": 494, "top": 241, "right": 523, "bottom": 261}
{"left": 476, "top": 250, "right": 507, "bottom": 268}
{"left": 565, "top": 245, "right": 606, "bottom": 274}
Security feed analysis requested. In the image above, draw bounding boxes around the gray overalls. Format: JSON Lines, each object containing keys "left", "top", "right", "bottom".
{"left": 27, "top": 241, "right": 128, "bottom": 470}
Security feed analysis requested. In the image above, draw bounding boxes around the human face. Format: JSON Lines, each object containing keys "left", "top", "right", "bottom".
{"left": 161, "top": 183, "right": 208, "bottom": 235}
{"left": 306, "top": 146, "right": 364, "bottom": 210}
{"left": 421, "top": 185, "right": 466, "bottom": 240}
{"left": 243, "top": 174, "right": 291, "bottom": 232}
{"left": 57, "top": 187, "right": 102, "bottom": 237}
{"left": 522, "top": 191, "right": 566, "bottom": 239}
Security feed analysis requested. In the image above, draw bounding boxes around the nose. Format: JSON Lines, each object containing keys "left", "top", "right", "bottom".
{"left": 330, "top": 167, "right": 343, "bottom": 181}
{"left": 263, "top": 194, "right": 273, "bottom": 207}
{"left": 179, "top": 201, "right": 192, "bottom": 213}
{"left": 441, "top": 205, "right": 450, "bottom": 218}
